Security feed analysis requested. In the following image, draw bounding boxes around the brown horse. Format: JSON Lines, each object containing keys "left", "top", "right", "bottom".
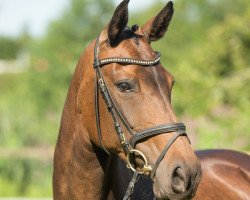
{"left": 111, "top": 150, "right": 250, "bottom": 199}
{"left": 53, "top": 1, "right": 202, "bottom": 200}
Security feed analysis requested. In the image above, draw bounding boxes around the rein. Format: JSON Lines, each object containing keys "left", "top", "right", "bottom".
{"left": 93, "top": 34, "right": 189, "bottom": 199}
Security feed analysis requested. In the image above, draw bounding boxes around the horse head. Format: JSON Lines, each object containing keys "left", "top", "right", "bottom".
{"left": 54, "top": 1, "right": 202, "bottom": 199}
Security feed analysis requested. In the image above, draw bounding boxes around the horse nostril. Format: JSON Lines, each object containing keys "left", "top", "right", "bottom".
{"left": 171, "top": 166, "right": 192, "bottom": 194}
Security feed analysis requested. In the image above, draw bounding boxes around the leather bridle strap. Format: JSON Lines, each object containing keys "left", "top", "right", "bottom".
{"left": 130, "top": 123, "right": 186, "bottom": 148}
{"left": 95, "top": 72, "right": 111, "bottom": 155}
{"left": 94, "top": 35, "right": 133, "bottom": 155}
{"left": 122, "top": 171, "right": 140, "bottom": 200}
{"left": 129, "top": 123, "right": 187, "bottom": 178}
{"left": 96, "top": 66, "right": 133, "bottom": 155}
{"left": 150, "top": 132, "right": 183, "bottom": 178}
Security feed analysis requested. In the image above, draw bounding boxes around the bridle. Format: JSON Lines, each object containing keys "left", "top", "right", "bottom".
{"left": 93, "top": 34, "right": 189, "bottom": 199}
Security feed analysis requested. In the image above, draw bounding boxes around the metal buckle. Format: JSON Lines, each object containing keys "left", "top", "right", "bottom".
{"left": 126, "top": 149, "right": 152, "bottom": 174}
{"left": 120, "top": 134, "right": 126, "bottom": 145}
{"left": 99, "top": 78, "right": 105, "bottom": 88}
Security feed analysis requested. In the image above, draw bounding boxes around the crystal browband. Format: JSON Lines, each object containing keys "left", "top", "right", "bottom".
{"left": 94, "top": 51, "right": 161, "bottom": 68}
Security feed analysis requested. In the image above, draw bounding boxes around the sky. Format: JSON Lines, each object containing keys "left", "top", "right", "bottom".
{"left": 0, "top": 0, "right": 161, "bottom": 38}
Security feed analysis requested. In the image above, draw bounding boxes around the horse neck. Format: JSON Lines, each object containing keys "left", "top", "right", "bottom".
{"left": 53, "top": 45, "right": 106, "bottom": 199}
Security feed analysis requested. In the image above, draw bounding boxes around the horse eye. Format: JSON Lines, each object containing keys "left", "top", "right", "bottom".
{"left": 116, "top": 82, "right": 132, "bottom": 92}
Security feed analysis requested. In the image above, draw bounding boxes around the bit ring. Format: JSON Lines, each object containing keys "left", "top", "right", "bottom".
{"left": 126, "top": 149, "right": 152, "bottom": 174}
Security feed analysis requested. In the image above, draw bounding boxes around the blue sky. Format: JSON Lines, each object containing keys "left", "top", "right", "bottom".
{"left": 0, "top": 0, "right": 159, "bottom": 37}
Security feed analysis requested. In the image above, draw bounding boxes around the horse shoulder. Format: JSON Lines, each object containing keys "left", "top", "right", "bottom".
{"left": 194, "top": 149, "right": 250, "bottom": 200}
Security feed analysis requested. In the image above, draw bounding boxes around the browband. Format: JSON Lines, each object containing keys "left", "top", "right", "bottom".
{"left": 93, "top": 51, "right": 161, "bottom": 68}
{"left": 93, "top": 35, "right": 161, "bottom": 68}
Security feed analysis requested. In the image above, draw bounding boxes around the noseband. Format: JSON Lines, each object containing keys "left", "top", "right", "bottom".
{"left": 93, "top": 35, "right": 189, "bottom": 199}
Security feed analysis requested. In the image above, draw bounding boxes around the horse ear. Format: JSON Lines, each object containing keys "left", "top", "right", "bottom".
{"left": 141, "top": 1, "right": 174, "bottom": 42}
{"left": 108, "top": 0, "right": 129, "bottom": 46}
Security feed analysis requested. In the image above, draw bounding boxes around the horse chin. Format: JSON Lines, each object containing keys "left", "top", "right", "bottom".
{"left": 152, "top": 177, "right": 196, "bottom": 200}
{"left": 152, "top": 176, "right": 171, "bottom": 200}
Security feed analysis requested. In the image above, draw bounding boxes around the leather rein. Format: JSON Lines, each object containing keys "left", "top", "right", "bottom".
{"left": 93, "top": 34, "right": 189, "bottom": 200}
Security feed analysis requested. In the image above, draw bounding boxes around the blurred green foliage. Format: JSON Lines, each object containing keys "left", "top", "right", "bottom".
{"left": 0, "top": 29, "right": 31, "bottom": 60}
{"left": 0, "top": 37, "right": 22, "bottom": 59}
{"left": 0, "top": 0, "right": 249, "bottom": 197}
{"left": 0, "top": 158, "right": 52, "bottom": 196}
